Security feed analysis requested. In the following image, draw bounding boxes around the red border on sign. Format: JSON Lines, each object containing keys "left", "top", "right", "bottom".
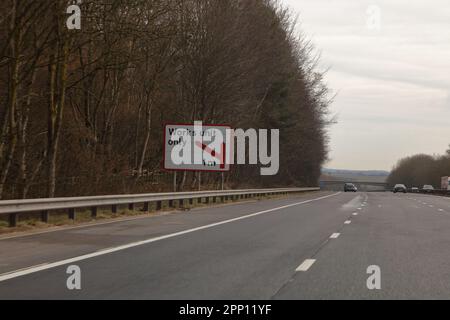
{"left": 162, "top": 122, "right": 232, "bottom": 173}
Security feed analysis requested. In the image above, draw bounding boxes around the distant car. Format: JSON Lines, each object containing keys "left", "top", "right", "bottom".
{"left": 344, "top": 183, "right": 357, "bottom": 192}
{"left": 411, "top": 187, "right": 419, "bottom": 193}
{"left": 422, "top": 185, "right": 434, "bottom": 193}
{"left": 393, "top": 184, "right": 407, "bottom": 193}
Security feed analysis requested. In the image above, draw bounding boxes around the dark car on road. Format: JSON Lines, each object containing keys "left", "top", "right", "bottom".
{"left": 344, "top": 183, "right": 357, "bottom": 192}
{"left": 393, "top": 184, "right": 407, "bottom": 193}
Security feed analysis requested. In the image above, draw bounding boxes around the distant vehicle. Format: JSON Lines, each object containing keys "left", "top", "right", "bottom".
{"left": 422, "top": 185, "right": 434, "bottom": 193}
{"left": 344, "top": 183, "right": 357, "bottom": 192}
{"left": 411, "top": 187, "right": 419, "bottom": 193}
{"left": 393, "top": 184, "right": 407, "bottom": 193}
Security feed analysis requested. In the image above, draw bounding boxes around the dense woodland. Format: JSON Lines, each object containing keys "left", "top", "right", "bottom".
{"left": 387, "top": 146, "right": 450, "bottom": 188}
{"left": 0, "top": 0, "right": 332, "bottom": 200}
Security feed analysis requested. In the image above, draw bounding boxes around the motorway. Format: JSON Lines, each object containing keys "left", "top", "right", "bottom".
{"left": 1, "top": 191, "right": 450, "bottom": 299}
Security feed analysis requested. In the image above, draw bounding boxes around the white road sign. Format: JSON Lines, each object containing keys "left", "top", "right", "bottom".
{"left": 164, "top": 123, "right": 231, "bottom": 172}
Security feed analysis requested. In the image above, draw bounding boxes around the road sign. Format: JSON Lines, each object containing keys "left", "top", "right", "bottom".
{"left": 163, "top": 123, "right": 231, "bottom": 172}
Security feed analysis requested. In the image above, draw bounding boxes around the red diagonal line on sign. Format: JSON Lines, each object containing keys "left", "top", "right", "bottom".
{"left": 195, "top": 142, "right": 226, "bottom": 169}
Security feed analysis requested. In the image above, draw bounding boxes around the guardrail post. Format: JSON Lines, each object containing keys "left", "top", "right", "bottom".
{"left": 128, "top": 203, "right": 134, "bottom": 211}
{"left": 9, "top": 213, "right": 18, "bottom": 227}
{"left": 179, "top": 199, "right": 185, "bottom": 208}
{"left": 41, "top": 210, "right": 49, "bottom": 223}
{"left": 205, "top": 197, "right": 210, "bottom": 204}
{"left": 143, "top": 202, "right": 149, "bottom": 212}
{"left": 189, "top": 198, "right": 194, "bottom": 205}
{"left": 91, "top": 206, "right": 97, "bottom": 218}
{"left": 156, "top": 201, "right": 162, "bottom": 211}
{"left": 169, "top": 200, "right": 174, "bottom": 208}
{"left": 112, "top": 205, "right": 117, "bottom": 213}
{"left": 68, "top": 208, "right": 75, "bottom": 220}
{"left": 213, "top": 196, "right": 217, "bottom": 203}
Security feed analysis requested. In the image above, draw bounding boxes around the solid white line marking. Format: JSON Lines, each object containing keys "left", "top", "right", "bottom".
{"left": 344, "top": 220, "right": 352, "bottom": 224}
{"left": 330, "top": 233, "right": 340, "bottom": 239}
{"left": 296, "top": 259, "right": 316, "bottom": 272}
{"left": 0, "top": 192, "right": 341, "bottom": 282}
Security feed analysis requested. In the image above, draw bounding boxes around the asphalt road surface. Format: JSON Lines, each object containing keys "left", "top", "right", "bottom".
{"left": 1, "top": 191, "right": 450, "bottom": 299}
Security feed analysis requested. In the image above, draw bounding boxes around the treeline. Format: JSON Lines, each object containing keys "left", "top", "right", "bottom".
{"left": 387, "top": 146, "right": 450, "bottom": 188}
{"left": 0, "top": 0, "right": 331, "bottom": 199}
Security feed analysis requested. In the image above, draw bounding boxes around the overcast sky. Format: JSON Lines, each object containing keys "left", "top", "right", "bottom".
{"left": 282, "top": 0, "right": 450, "bottom": 171}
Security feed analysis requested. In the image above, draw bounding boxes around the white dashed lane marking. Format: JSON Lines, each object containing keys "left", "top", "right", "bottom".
{"left": 296, "top": 259, "right": 316, "bottom": 272}
{"left": 330, "top": 233, "right": 340, "bottom": 239}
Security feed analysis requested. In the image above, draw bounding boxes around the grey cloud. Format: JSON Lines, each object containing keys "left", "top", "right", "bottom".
{"left": 283, "top": 0, "right": 450, "bottom": 170}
